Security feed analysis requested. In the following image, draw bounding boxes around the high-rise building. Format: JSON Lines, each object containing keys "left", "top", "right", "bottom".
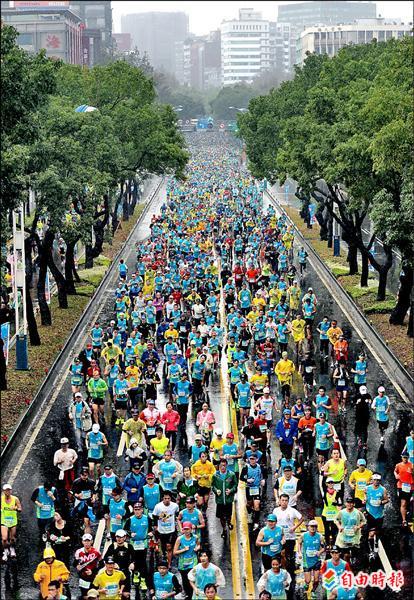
{"left": 269, "top": 21, "right": 297, "bottom": 74}
{"left": 175, "top": 30, "right": 221, "bottom": 89}
{"left": 277, "top": 1, "right": 377, "bottom": 29}
{"left": 221, "top": 8, "right": 271, "bottom": 86}
{"left": 297, "top": 19, "right": 412, "bottom": 65}
{"left": 2, "top": 3, "right": 82, "bottom": 64}
{"left": 113, "top": 33, "right": 131, "bottom": 54}
{"left": 121, "top": 11, "right": 189, "bottom": 74}
{"left": 69, "top": 1, "right": 113, "bottom": 66}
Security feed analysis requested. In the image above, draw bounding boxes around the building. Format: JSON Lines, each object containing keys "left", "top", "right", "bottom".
{"left": 2, "top": 3, "right": 82, "bottom": 64}
{"left": 277, "top": 1, "right": 377, "bottom": 29}
{"left": 174, "top": 30, "right": 221, "bottom": 89}
{"left": 270, "top": 21, "right": 297, "bottom": 74}
{"left": 69, "top": 1, "right": 113, "bottom": 66}
{"left": 221, "top": 8, "right": 271, "bottom": 86}
{"left": 297, "top": 19, "right": 413, "bottom": 65}
{"left": 113, "top": 32, "right": 131, "bottom": 54}
{"left": 121, "top": 11, "right": 189, "bottom": 74}
{"left": 204, "top": 29, "right": 221, "bottom": 88}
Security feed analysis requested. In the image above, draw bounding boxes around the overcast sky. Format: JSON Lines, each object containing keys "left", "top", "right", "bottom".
{"left": 112, "top": 1, "right": 413, "bottom": 34}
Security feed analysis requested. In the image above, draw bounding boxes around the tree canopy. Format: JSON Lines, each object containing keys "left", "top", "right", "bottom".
{"left": 239, "top": 37, "right": 414, "bottom": 327}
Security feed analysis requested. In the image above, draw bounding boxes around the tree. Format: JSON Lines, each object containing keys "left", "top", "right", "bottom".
{"left": 240, "top": 40, "right": 413, "bottom": 304}
{"left": 1, "top": 24, "right": 59, "bottom": 306}
{"left": 210, "top": 84, "right": 260, "bottom": 120}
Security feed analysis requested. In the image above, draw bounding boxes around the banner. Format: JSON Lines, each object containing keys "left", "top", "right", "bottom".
{"left": 14, "top": 1, "right": 69, "bottom": 7}
{"left": 308, "top": 202, "right": 317, "bottom": 225}
{"left": 45, "top": 269, "right": 51, "bottom": 305}
{"left": 1, "top": 323, "right": 10, "bottom": 366}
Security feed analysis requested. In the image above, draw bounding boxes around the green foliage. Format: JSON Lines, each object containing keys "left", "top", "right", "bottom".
{"left": 210, "top": 84, "right": 260, "bottom": 120}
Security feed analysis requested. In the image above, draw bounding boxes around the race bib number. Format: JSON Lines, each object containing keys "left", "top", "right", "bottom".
{"left": 249, "top": 487, "right": 259, "bottom": 495}
{"left": 401, "top": 483, "right": 411, "bottom": 493}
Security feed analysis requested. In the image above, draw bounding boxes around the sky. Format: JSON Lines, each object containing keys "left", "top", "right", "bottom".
{"left": 111, "top": 1, "right": 413, "bottom": 34}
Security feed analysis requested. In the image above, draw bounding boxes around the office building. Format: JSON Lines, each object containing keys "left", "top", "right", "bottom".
{"left": 221, "top": 8, "right": 271, "bottom": 86}
{"left": 121, "top": 11, "right": 189, "bottom": 74}
{"left": 297, "top": 19, "right": 413, "bottom": 65}
{"left": 2, "top": 3, "right": 82, "bottom": 64}
{"left": 69, "top": 1, "right": 113, "bottom": 66}
{"left": 113, "top": 32, "right": 131, "bottom": 54}
{"left": 175, "top": 29, "right": 221, "bottom": 89}
{"left": 270, "top": 21, "right": 297, "bottom": 74}
{"left": 278, "top": 1, "right": 377, "bottom": 29}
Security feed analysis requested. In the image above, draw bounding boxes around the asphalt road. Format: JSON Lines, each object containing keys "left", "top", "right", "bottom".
{"left": 1, "top": 135, "right": 412, "bottom": 600}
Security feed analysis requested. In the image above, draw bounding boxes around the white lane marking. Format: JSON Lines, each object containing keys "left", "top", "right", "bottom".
{"left": 264, "top": 190, "right": 412, "bottom": 407}
{"left": 7, "top": 182, "right": 165, "bottom": 486}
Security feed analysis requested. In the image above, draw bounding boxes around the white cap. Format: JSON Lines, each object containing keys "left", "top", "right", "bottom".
{"left": 378, "top": 386, "right": 386, "bottom": 393}
{"left": 215, "top": 427, "right": 223, "bottom": 436}
{"left": 82, "top": 533, "right": 93, "bottom": 541}
{"left": 2, "top": 483, "right": 12, "bottom": 490}
{"left": 308, "top": 519, "right": 318, "bottom": 526}
{"left": 359, "top": 386, "right": 368, "bottom": 394}
{"left": 60, "top": 437, "right": 69, "bottom": 444}
{"left": 92, "top": 424, "right": 100, "bottom": 433}
{"left": 263, "top": 387, "right": 270, "bottom": 394}
{"left": 74, "top": 392, "right": 83, "bottom": 398}
{"left": 372, "top": 474, "right": 382, "bottom": 480}
{"left": 115, "top": 529, "right": 127, "bottom": 537}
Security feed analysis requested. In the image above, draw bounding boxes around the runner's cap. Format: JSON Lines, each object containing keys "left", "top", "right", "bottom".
{"left": 194, "top": 434, "right": 203, "bottom": 440}
{"left": 283, "top": 465, "right": 293, "bottom": 471}
{"left": 215, "top": 428, "right": 223, "bottom": 436}
{"left": 74, "top": 392, "right": 83, "bottom": 398}
{"left": 308, "top": 520, "right": 318, "bottom": 526}
{"left": 377, "top": 386, "right": 386, "bottom": 393}
{"left": 263, "top": 387, "right": 270, "bottom": 394}
{"left": 331, "top": 546, "right": 340, "bottom": 552}
{"left": 146, "top": 473, "right": 155, "bottom": 479}
{"left": 2, "top": 484, "right": 12, "bottom": 490}
{"left": 82, "top": 533, "right": 93, "bottom": 541}
{"left": 359, "top": 386, "right": 368, "bottom": 394}
{"left": 372, "top": 474, "right": 382, "bottom": 480}
{"left": 81, "top": 466, "right": 89, "bottom": 474}
{"left": 92, "top": 424, "right": 100, "bottom": 433}
{"left": 60, "top": 437, "right": 69, "bottom": 444}
{"left": 86, "top": 591, "right": 99, "bottom": 598}
{"left": 259, "top": 409, "right": 266, "bottom": 415}
{"left": 267, "top": 514, "right": 277, "bottom": 522}
{"left": 401, "top": 450, "right": 409, "bottom": 457}
{"left": 115, "top": 529, "right": 127, "bottom": 537}
{"left": 326, "top": 478, "right": 335, "bottom": 483}
{"left": 283, "top": 409, "right": 291, "bottom": 415}
{"left": 345, "top": 496, "right": 355, "bottom": 503}
{"left": 226, "top": 432, "right": 235, "bottom": 439}
{"left": 357, "top": 459, "right": 366, "bottom": 466}
{"left": 148, "top": 399, "right": 155, "bottom": 405}
{"left": 182, "top": 521, "right": 193, "bottom": 530}
{"left": 105, "top": 556, "right": 115, "bottom": 564}
{"left": 186, "top": 497, "right": 196, "bottom": 503}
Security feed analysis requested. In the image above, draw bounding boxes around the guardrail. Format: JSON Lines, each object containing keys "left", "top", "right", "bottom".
{"left": 264, "top": 188, "right": 414, "bottom": 407}
{"left": 1, "top": 177, "right": 165, "bottom": 467}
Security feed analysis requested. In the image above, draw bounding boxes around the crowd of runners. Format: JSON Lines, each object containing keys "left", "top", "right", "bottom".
{"left": 1, "top": 133, "right": 413, "bottom": 600}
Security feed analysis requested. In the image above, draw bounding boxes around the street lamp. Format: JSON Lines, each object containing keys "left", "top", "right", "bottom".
{"left": 228, "top": 106, "right": 248, "bottom": 112}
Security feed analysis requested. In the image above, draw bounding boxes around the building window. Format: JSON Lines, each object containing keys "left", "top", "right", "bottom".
{"left": 358, "top": 31, "right": 365, "bottom": 43}
{"left": 18, "top": 32, "right": 33, "bottom": 45}
{"left": 378, "top": 30, "right": 385, "bottom": 41}
{"left": 366, "top": 30, "right": 373, "bottom": 42}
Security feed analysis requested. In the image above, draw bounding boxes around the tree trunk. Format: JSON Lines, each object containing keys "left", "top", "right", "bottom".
{"left": 65, "top": 241, "right": 78, "bottom": 295}
{"left": 315, "top": 205, "right": 328, "bottom": 241}
{"left": 37, "top": 230, "right": 53, "bottom": 326}
{"left": 47, "top": 254, "right": 68, "bottom": 309}
{"left": 360, "top": 251, "right": 369, "bottom": 287}
{"left": 122, "top": 191, "right": 129, "bottom": 221}
{"left": 389, "top": 264, "right": 413, "bottom": 325}
{"left": 375, "top": 245, "right": 393, "bottom": 301}
{"left": 327, "top": 213, "right": 333, "bottom": 248}
{"left": 85, "top": 241, "right": 94, "bottom": 270}
{"left": 24, "top": 237, "right": 41, "bottom": 345}
{"left": 407, "top": 300, "right": 413, "bottom": 337}
{"left": 347, "top": 242, "right": 359, "bottom": 275}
